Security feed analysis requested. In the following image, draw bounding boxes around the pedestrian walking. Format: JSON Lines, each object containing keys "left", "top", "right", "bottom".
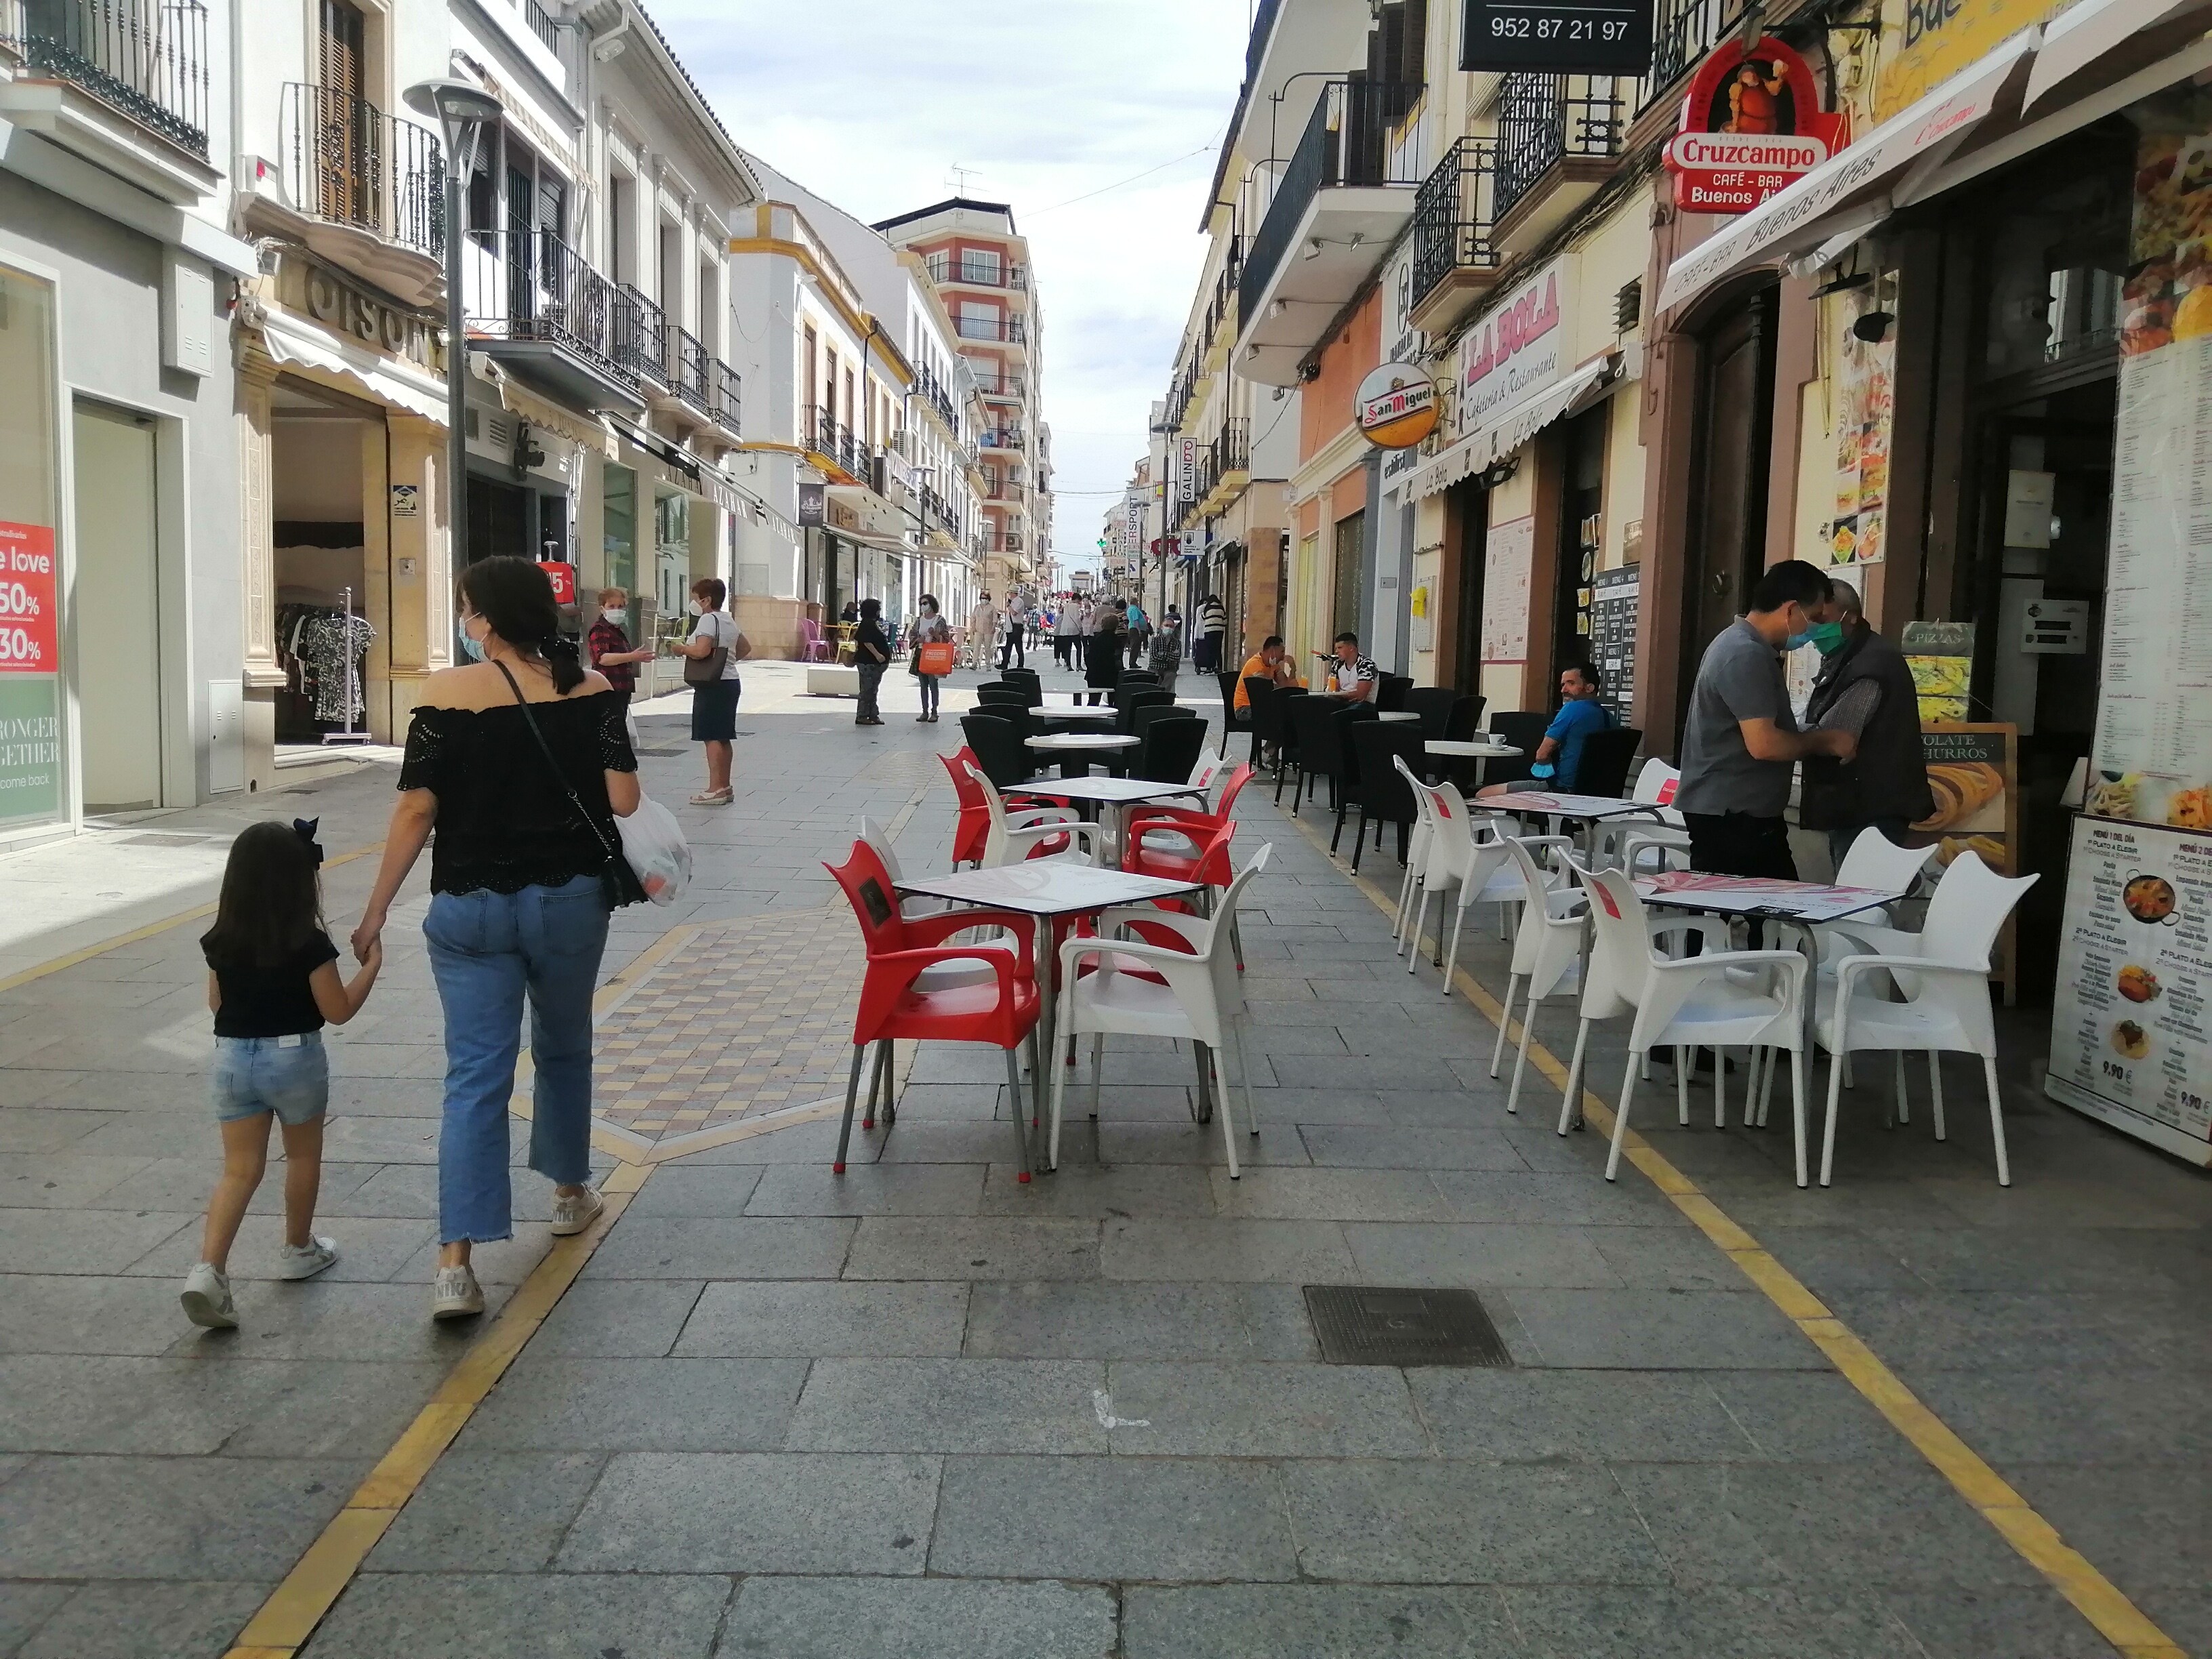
{"left": 1083, "top": 602, "right": 1124, "bottom": 704}
{"left": 1000, "top": 590, "right": 1028, "bottom": 670}
{"left": 180, "top": 820, "right": 384, "bottom": 1329}
{"left": 1195, "top": 591, "right": 1227, "bottom": 673}
{"left": 586, "top": 589, "right": 653, "bottom": 719}
{"left": 911, "top": 592, "right": 951, "bottom": 722}
{"left": 670, "top": 577, "right": 748, "bottom": 806}
{"left": 853, "top": 596, "right": 890, "bottom": 725}
{"left": 1125, "top": 598, "right": 1150, "bottom": 668}
{"left": 968, "top": 590, "right": 999, "bottom": 671}
{"left": 1676, "top": 558, "right": 1855, "bottom": 881}
{"left": 351, "top": 556, "right": 642, "bottom": 1320}
{"left": 1052, "top": 596, "right": 1081, "bottom": 669}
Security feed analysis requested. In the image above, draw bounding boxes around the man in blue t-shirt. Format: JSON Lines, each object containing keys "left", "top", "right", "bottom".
{"left": 1481, "top": 662, "right": 1614, "bottom": 796}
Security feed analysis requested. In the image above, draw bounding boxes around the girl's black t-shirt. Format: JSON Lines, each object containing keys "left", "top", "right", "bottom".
{"left": 856, "top": 619, "right": 892, "bottom": 663}
{"left": 207, "top": 931, "right": 340, "bottom": 1038}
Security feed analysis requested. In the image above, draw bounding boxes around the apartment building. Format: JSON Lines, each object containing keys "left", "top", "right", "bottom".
{"left": 0, "top": 0, "right": 256, "bottom": 831}
{"left": 874, "top": 197, "right": 1048, "bottom": 602}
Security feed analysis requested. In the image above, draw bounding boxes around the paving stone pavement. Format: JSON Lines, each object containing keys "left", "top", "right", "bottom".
{"left": 0, "top": 659, "right": 2207, "bottom": 1658}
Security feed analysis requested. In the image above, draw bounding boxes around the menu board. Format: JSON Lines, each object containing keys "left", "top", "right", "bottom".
{"left": 1900, "top": 620, "right": 1974, "bottom": 724}
{"left": 1589, "top": 565, "right": 1637, "bottom": 723}
{"left": 2046, "top": 817, "right": 2212, "bottom": 1166}
{"left": 1482, "top": 514, "right": 1534, "bottom": 663}
{"left": 2088, "top": 92, "right": 2212, "bottom": 829}
{"left": 1827, "top": 274, "right": 1897, "bottom": 567}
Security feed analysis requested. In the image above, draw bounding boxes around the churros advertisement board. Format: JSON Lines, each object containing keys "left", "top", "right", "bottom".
{"left": 1914, "top": 723, "right": 2020, "bottom": 1000}
{"left": 2046, "top": 818, "right": 2212, "bottom": 1166}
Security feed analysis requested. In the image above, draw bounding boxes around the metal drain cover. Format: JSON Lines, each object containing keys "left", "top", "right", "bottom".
{"left": 1304, "top": 1285, "right": 1511, "bottom": 1368}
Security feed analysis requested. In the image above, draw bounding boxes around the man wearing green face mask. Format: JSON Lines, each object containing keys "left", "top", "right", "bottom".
{"left": 1801, "top": 578, "right": 1935, "bottom": 874}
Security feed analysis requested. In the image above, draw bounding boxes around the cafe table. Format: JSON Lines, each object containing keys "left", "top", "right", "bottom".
{"left": 1376, "top": 710, "right": 1419, "bottom": 724}
{"left": 1424, "top": 739, "right": 1521, "bottom": 792}
{"left": 1482, "top": 788, "right": 1658, "bottom": 861}
{"left": 892, "top": 861, "right": 1207, "bottom": 1164}
{"left": 1028, "top": 730, "right": 1141, "bottom": 779}
{"left": 1036, "top": 775, "right": 1210, "bottom": 862}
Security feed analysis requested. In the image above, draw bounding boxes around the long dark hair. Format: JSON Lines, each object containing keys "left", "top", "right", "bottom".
{"left": 457, "top": 556, "right": 586, "bottom": 693}
{"left": 201, "top": 821, "right": 323, "bottom": 968}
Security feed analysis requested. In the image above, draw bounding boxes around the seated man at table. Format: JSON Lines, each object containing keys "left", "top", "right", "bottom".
{"left": 1478, "top": 662, "right": 1614, "bottom": 798}
{"left": 1235, "top": 635, "right": 1306, "bottom": 766}
{"left": 1317, "top": 632, "right": 1379, "bottom": 703}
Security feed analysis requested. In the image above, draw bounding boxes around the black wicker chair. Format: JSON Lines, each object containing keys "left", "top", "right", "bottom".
{"left": 1133, "top": 713, "right": 1208, "bottom": 783}
{"left": 1401, "top": 686, "right": 1458, "bottom": 739}
{"left": 960, "top": 712, "right": 1035, "bottom": 790}
{"left": 1572, "top": 725, "right": 1643, "bottom": 801}
{"left": 1482, "top": 710, "right": 1550, "bottom": 789}
{"left": 1343, "top": 722, "right": 1427, "bottom": 871}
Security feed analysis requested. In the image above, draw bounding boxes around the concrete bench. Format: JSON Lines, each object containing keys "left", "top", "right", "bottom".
{"left": 805, "top": 665, "right": 861, "bottom": 697}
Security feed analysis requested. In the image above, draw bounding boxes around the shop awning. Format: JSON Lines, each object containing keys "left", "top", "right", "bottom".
{"left": 1408, "top": 352, "right": 1620, "bottom": 501}
{"left": 256, "top": 306, "right": 447, "bottom": 426}
{"left": 497, "top": 377, "right": 615, "bottom": 459}
{"left": 1655, "top": 34, "right": 2035, "bottom": 314}
{"left": 2025, "top": 0, "right": 2212, "bottom": 112}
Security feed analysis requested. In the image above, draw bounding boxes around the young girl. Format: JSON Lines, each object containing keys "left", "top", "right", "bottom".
{"left": 182, "top": 819, "right": 382, "bottom": 1330}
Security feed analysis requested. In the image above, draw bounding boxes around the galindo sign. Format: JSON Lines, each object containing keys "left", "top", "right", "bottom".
{"left": 1664, "top": 38, "right": 1847, "bottom": 215}
{"left": 1458, "top": 258, "right": 1570, "bottom": 428}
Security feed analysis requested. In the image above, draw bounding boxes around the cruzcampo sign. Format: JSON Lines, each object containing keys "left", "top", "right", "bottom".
{"left": 1664, "top": 37, "right": 1849, "bottom": 214}
{"left": 1873, "top": 0, "right": 2070, "bottom": 121}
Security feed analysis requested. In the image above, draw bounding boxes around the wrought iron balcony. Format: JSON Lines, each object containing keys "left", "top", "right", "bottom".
{"left": 1643, "top": 0, "right": 1756, "bottom": 114}
{"left": 1237, "top": 78, "right": 1421, "bottom": 342}
{"left": 672, "top": 325, "right": 712, "bottom": 415}
{"left": 613, "top": 284, "right": 667, "bottom": 388}
{"left": 3, "top": 0, "right": 209, "bottom": 155}
{"left": 1493, "top": 73, "right": 1629, "bottom": 237}
{"left": 711, "top": 361, "right": 741, "bottom": 435}
{"left": 1201, "top": 234, "right": 1244, "bottom": 345}
{"left": 956, "top": 314, "right": 1026, "bottom": 344}
{"left": 466, "top": 228, "right": 636, "bottom": 406}
{"left": 276, "top": 83, "right": 443, "bottom": 260}
{"left": 801, "top": 404, "right": 867, "bottom": 478}
{"left": 926, "top": 253, "right": 1027, "bottom": 289}
{"left": 980, "top": 428, "right": 1025, "bottom": 453}
{"left": 1409, "top": 136, "right": 1500, "bottom": 322}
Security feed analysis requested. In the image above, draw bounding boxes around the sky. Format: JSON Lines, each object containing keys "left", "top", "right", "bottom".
{"left": 651, "top": 0, "right": 1253, "bottom": 569}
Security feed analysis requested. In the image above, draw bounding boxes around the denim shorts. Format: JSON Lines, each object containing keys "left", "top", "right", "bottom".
{"left": 211, "top": 1033, "right": 330, "bottom": 1126}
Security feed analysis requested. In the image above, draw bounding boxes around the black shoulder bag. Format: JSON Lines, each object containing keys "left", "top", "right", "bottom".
{"left": 493, "top": 662, "right": 647, "bottom": 908}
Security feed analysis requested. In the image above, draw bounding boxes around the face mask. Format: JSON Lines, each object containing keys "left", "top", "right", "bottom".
{"left": 459, "top": 625, "right": 486, "bottom": 661}
{"left": 1808, "top": 620, "right": 1846, "bottom": 655}
{"left": 688, "top": 602, "right": 703, "bottom": 617}
{"left": 602, "top": 608, "right": 626, "bottom": 628}
{"left": 1784, "top": 613, "right": 1818, "bottom": 651}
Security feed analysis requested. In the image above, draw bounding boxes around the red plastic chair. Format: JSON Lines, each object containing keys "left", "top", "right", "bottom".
{"left": 940, "top": 747, "right": 1067, "bottom": 868}
{"left": 1126, "top": 762, "right": 1253, "bottom": 857}
{"left": 825, "top": 840, "right": 1045, "bottom": 1180}
{"left": 1123, "top": 813, "right": 1237, "bottom": 889}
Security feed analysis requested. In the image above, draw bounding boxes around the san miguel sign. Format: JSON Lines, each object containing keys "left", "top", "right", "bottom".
{"left": 1356, "top": 363, "right": 1440, "bottom": 450}
{"left": 1664, "top": 38, "right": 1847, "bottom": 215}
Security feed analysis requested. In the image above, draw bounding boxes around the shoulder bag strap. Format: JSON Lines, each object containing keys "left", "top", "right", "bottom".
{"left": 492, "top": 661, "right": 621, "bottom": 865}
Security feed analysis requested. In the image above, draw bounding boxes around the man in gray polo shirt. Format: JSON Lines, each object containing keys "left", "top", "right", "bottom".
{"left": 1677, "top": 559, "right": 1857, "bottom": 880}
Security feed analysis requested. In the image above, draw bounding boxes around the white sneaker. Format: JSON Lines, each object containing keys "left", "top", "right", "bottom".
{"left": 432, "top": 1264, "right": 484, "bottom": 1320}
{"left": 180, "top": 1263, "right": 237, "bottom": 1329}
{"left": 278, "top": 1235, "right": 340, "bottom": 1281}
{"left": 550, "top": 1185, "right": 605, "bottom": 1237}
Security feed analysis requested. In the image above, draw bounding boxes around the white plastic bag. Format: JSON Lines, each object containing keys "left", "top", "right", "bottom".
{"left": 616, "top": 794, "right": 691, "bottom": 905}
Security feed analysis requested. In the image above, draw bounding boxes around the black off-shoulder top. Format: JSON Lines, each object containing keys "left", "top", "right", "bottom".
{"left": 398, "top": 690, "right": 638, "bottom": 895}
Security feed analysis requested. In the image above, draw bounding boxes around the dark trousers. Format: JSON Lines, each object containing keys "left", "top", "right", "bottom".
{"left": 918, "top": 672, "right": 940, "bottom": 717}
{"left": 1683, "top": 811, "right": 1798, "bottom": 881}
{"left": 855, "top": 661, "right": 884, "bottom": 722}
{"left": 1000, "top": 626, "right": 1025, "bottom": 669}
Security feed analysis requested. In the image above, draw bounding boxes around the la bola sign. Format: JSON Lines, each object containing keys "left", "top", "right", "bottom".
{"left": 1664, "top": 37, "right": 1846, "bottom": 215}
{"left": 1355, "top": 363, "right": 1440, "bottom": 450}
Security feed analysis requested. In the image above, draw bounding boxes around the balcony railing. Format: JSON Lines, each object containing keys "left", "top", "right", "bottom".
{"left": 711, "top": 361, "right": 741, "bottom": 436}
{"left": 466, "top": 228, "right": 630, "bottom": 389}
{"left": 672, "top": 325, "right": 712, "bottom": 415}
{"left": 801, "top": 404, "right": 867, "bottom": 478}
{"left": 956, "top": 314, "right": 1026, "bottom": 344}
{"left": 277, "top": 82, "right": 443, "bottom": 260}
{"left": 525, "top": 0, "right": 560, "bottom": 55}
{"left": 980, "top": 428, "right": 1024, "bottom": 453}
{"left": 926, "top": 253, "right": 1027, "bottom": 289}
{"left": 1238, "top": 79, "right": 1420, "bottom": 332}
{"left": 1494, "top": 73, "right": 1629, "bottom": 227}
{"left": 1643, "top": 0, "right": 1755, "bottom": 113}
{"left": 613, "top": 284, "right": 667, "bottom": 388}
{"left": 3, "top": 0, "right": 210, "bottom": 156}
{"left": 1410, "top": 136, "right": 1499, "bottom": 311}
{"left": 913, "top": 361, "right": 958, "bottom": 432}
{"left": 1202, "top": 234, "right": 1244, "bottom": 345}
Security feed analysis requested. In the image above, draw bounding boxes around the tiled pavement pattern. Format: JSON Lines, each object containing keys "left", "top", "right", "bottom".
{"left": 594, "top": 905, "right": 861, "bottom": 1151}
{"left": 0, "top": 661, "right": 2206, "bottom": 1658}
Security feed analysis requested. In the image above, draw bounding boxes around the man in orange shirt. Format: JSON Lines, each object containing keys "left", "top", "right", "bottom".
{"left": 1233, "top": 636, "right": 1304, "bottom": 767}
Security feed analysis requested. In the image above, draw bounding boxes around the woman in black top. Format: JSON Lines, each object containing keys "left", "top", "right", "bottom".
{"left": 1083, "top": 603, "right": 1125, "bottom": 704}
{"left": 352, "top": 558, "right": 642, "bottom": 1321}
{"left": 853, "top": 596, "right": 890, "bottom": 726}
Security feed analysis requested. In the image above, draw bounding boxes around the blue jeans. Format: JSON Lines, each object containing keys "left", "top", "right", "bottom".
{"left": 211, "top": 1033, "right": 329, "bottom": 1126}
{"left": 425, "top": 874, "right": 609, "bottom": 1244}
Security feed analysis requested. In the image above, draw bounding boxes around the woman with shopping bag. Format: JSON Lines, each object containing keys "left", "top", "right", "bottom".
{"left": 911, "top": 593, "right": 954, "bottom": 723}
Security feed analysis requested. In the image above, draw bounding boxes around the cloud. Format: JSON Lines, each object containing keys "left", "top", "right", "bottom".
{"left": 646, "top": 0, "right": 1248, "bottom": 559}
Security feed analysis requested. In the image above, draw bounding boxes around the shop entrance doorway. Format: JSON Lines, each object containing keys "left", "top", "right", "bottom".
{"left": 72, "top": 402, "right": 162, "bottom": 813}
{"left": 1679, "top": 286, "right": 1778, "bottom": 732}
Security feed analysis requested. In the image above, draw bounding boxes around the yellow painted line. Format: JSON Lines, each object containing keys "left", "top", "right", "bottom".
{"left": 0, "top": 840, "right": 382, "bottom": 996}
{"left": 223, "top": 1163, "right": 652, "bottom": 1658}
{"left": 1284, "top": 809, "right": 2188, "bottom": 1659}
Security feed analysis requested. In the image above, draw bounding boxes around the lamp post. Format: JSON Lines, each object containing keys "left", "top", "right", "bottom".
{"left": 404, "top": 79, "right": 504, "bottom": 571}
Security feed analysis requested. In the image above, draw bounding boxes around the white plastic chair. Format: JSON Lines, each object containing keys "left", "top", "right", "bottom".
{"left": 1405, "top": 779, "right": 1525, "bottom": 993}
{"left": 966, "top": 762, "right": 1104, "bottom": 868}
{"left": 1593, "top": 758, "right": 1690, "bottom": 873}
{"left": 1494, "top": 834, "right": 1586, "bottom": 1116}
{"left": 1050, "top": 846, "right": 1270, "bottom": 1177}
{"left": 1391, "top": 754, "right": 1435, "bottom": 954}
{"left": 1814, "top": 850, "right": 2036, "bottom": 1187}
{"left": 1580, "top": 865, "right": 1814, "bottom": 1185}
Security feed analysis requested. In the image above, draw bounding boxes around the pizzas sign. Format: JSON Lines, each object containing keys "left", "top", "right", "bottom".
{"left": 1664, "top": 38, "right": 1847, "bottom": 215}
{"left": 1356, "top": 363, "right": 1440, "bottom": 450}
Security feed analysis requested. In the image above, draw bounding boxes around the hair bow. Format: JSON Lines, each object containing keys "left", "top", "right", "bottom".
{"left": 293, "top": 818, "right": 324, "bottom": 869}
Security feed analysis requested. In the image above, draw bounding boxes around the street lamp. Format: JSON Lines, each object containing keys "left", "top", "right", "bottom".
{"left": 404, "top": 79, "right": 504, "bottom": 568}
